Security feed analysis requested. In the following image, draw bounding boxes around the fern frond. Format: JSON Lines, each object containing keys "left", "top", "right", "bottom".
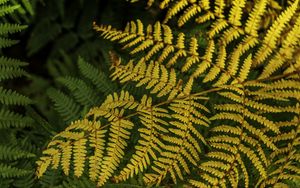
{"left": 177, "top": 3, "right": 201, "bottom": 27}
{"left": 0, "top": 66, "right": 27, "bottom": 81}
{"left": 47, "top": 88, "right": 81, "bottom": 123}
{"left": 36, "top": 120, "right": 103, "bottom": 178}
{"left": 73, "top": 138, "right": 87, "bottom": 177}
{"left": 208, "top": 19, "right": 228, "bottom": 38}
{"left": 189, "top": 80, "right": 292, "bottom": 186}
{"left": 257, "top": 105, "right": 300, "bottom": 187}
{"left": 214, "top": 0, "right": 225, "bottom": 18}
{"left": 94, "top": 20, "right": 203, "bottom": 72}
{"left": 259, "top": 15, "right": 300, "bottom": 79}
{"left": 0, "top": 164, "right": 31, "bottom": 178}
{"left": 111, "top": 59, "right": 182, "bottom": 100}
{"left": 0, "top": 37, "right": 18, "bottom": 48}
{"left": 245, "top": 0, "right": 269, "bottom": 36}
{"left": 57, "top": 76, "right": 100, "bottom": 106}
{"left": 37, "top": 91, "right": 139, "bottom": 186}
{"left": 88, "top": 90, "right": 138, "bottom": 117}
{"left": 192, "top": 39, "right": 214, "bottom": 78}
{"left": 228, "top": 0, "right": 246, "bottom": 26}
{"left": 0, "top": 4, "right": 20, "bottom": 17}
{"left": 203, "top": 44, "right": 226, "bottom": 83}
{"left": 144, "top": 96, "right": 209, "bottom": 185}
{"left": 241, "top": 55, "right": 253, "bottom": 81}
{"left": 0, "top": 145, "right": 34, "bottom": 160}
{"left": 0, "top": 87, "right": 31, "bottom": 105}
{"left": 97, "top": 118, "right": 134, "bottom": 186}
{"left": 163, "top": 0, "right": 190, "bottom": 24}
{"left": 78, "top": 57, "right": 115, "bottom": 95}
{"left": 89, "top": 125, "right": 106, "bottom": 181}
{"left": 0, "top": 109, "right": 32, "bottom": 129}
{"left": 253, "top": 0, "right": 299, "bottom": 67}
{"left": 114, "top": 95, "right": 169, "bottom": 182}
{"left": 27, "top": 20, "right": 62, "bottom": 56}
{"left": 0, "top": 23, "right": 27, "bottom": 35}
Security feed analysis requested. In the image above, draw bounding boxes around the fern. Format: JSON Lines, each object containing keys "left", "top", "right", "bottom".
{"left": 47, "top": 88, "right": 81, "bottom": 124}
{"left": 47, "top": 57, "right": 117, "bottom": 125}
{"left": 0, "top": 1, "right": 35, "bottom": 186}
{"left": 37, "top": 0, "right": 300, "bottom": 187}
{"left": 77, "top": 57, "right": 115, "bottom": 95}
{"left": 0, "top": 109, "right": 32, "bottom": 129}
{"left": 256, "top": 104, "right": 300, "bottom": 187}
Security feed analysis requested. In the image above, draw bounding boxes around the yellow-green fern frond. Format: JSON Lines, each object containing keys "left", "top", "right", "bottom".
{"left": 208, "top": 19, "right": 228, "bottom": 38}
{"left": 163, "top": 0, "right": 212, "bottom": 27}
{"left": 256, "top": 104, "right": 300, "bottom": 187}
{"left": 236, "top": 54, "right": 252, "bottom": 83}
{"left": 36, "top": 91, "right": 141, "bottom": 185}
{"left": 253, "top": 0, "right": 299, "bottom": 67}
{"left": 36, "top": 120, "right": 105, "bottom": 178}
{"left": 284, "top": 53, "right": 300, "bottom": 76}
{"left": 203, "top": 44, "right": 226, "bottom": 83}
{"left": 192, "top": 39, "right": 215, "bottom": 78}
{"left": 177, "top": 3, "right": 201, "bottom": 27}
{"left": 245, "top": 0, "right": 269, "bottom": 36}
{"left": 228, "top": 0, "right": 246, "bottom": 26}
{"left": 220, "top": 26, "right": 244, "bottom": 45}
{"left": 144, "top": 96, "right": 210, "bottom": 185}
{"left": 259, "top": 15, "right": 300, "bottom": 79}
{"left": 214, "top": 0, "right": 225, "bottom": 18}
{"left": 89, "top": 126, "right": 106, "bottom": 181}
{"left": 189, "top": 80, "right": 295, "bottom": 187}
{"left": 114, "top": 95, "right": 170, "bottom": 182}
{"left": 97, "top": 118, "right": 134, "bottom": 186}
{"left": 195, "top": 11, "right": 215, "bottom": 24}
{"left": 110, "top": 58, "right": 183, "bottom": 100}
{"left": 128, "top": 0, "right": 216, "bottom": 27}
{"left": 73, "top": 138, "right": 87, "bottom": 177}
{"left": 94, "top": 20, "right": 202, "bottom": 72}
{"left": 88, "top": 90, "right": 138, "bottom": 117}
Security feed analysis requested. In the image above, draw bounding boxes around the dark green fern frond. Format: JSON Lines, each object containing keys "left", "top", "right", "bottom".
{"left": 0, "top": 87, "right": 31, "bottom": 105}
{"left": 0, "top": 57, "right": 27, "bottom": 81}
{"left": 0, "top": 23, "right": 27, "bottom": 35}
{"left": 27, "top": 20, "right": 62, "bottom": 56}
{"left": 0, "top": 0, "right": 36, "bottom": 188}
{"left": 0, "top": 109, "right": 32, "bottom": 129}
{"left": 0, "top": 145, "right": 34, "bottom": 160}
{"left": 78, "top": 57, "right": 115, "bottom": 95}
{"left": 57, "top": 76, "right": 101, "bottom": 107}
{"left": 0, "top": 3, "right": 20, "bottom": 17}
{"left": 0, "top": 164, "right": 31, "bottom": 179}
{"left": 8, "top": 0, "right": 34, "bottom": 24}
{"left": 0, "top": 2, "right": 27, "bottom": 48}
{"left": 47, "top": 88, "right": 81, "bottom": 124}
{"left": 49, "top": 57, "right": 117, "bottom": 125}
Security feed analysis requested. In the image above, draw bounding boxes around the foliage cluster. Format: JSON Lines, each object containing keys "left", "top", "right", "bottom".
{"left": 0, "top": 0, "right": 300, "bottom": 187}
